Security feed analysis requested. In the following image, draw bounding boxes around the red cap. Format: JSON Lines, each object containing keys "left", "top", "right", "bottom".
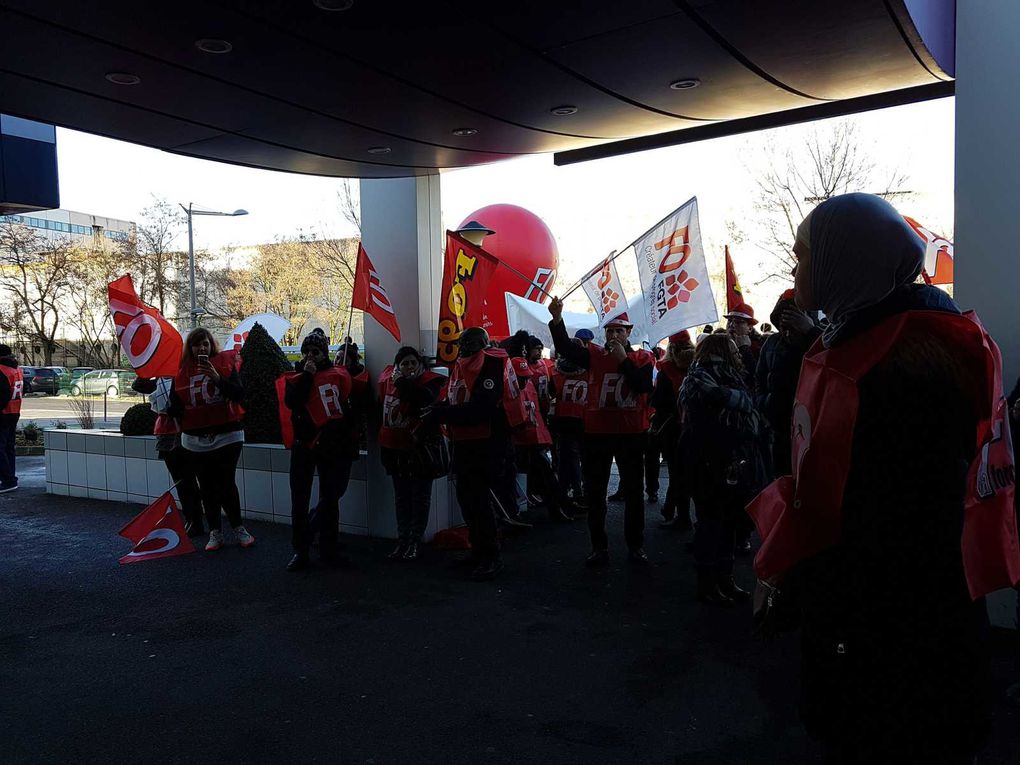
{"left": 604, "top": 313, "right": 633, "bottom": 329}
{"left": 723, "top": 303, "right": 758, "bottom": 325}
{"left": 668, "top": 330, "right": 692, "bottom": 345}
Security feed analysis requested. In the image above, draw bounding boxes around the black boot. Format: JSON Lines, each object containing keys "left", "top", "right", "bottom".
{"left": 584, "top": 549, "right": 610, "bottom": 568}
{"left": 402, "top": 541, "right": 420, "bottom": 560}
{"left": 387, "top": 541, "right": 409, "bottom": 560}
{"left": 286, "top": 552, "right": 310, "bottom": 572}
{"left": 717, "top": 574, "right": 751, "bottom": 603}
{"left": 696, "top": 568, "right": 734, "bottom": 605}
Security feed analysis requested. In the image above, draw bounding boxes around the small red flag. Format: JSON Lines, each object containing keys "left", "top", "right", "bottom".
{"left": 352, "top": 243, "right": 401, "bottom": 342}
{"left": 108, "top": 274, "right": 184, "bottom": 378}
{"left": 118, "top": 492, "right": 195, "bottom": 565}
{"left": 724, "top": 245, "right": 744, "bottom": 313}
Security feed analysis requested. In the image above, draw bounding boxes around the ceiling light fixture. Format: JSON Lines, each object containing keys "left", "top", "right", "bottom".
{"left": 313, "top": 0, "right": 354, "bottom": 10}
{"left": 452, "top": 128, "right": 478, "bottom": 137}
{"left": 105, "top": 72, "right": 141, "bottom": 85}
{"left": 669, "top": 78, "right": 701, "bottom": 90}
{"left": 367, "top": 146, "right": 391, "bottom": 155}
{"left": 550, "top": 105, "right": 578, "bottom": 116}
{"left": 195, "top": 39, "right": 233, "bottom": 54}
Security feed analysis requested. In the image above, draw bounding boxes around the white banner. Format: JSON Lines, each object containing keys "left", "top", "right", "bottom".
{"left": 633, "top": 197, "right": 717, "bottom": 344}
{"left": 579, "top": 253, "right": 630, "bottom": 326}
{"left": 223, "top": 312, "right": 291, "bottom": 351}
{"left": 504, "top": 293, "right": 649, "bottom": 350}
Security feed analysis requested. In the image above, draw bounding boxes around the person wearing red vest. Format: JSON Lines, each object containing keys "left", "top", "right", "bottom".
{"left": 424, "top": 326, "right": 518, "bottom": 581}
{"left": 549, "top": 347, "right": 588, "bottom": 510}
{"left": 750, "top": 194, "right": 1020, "bottom": 762}
{"left": 548, "top": 301, "right": 655, "bottom": 567}
{"left": 335, "top": 339, "right": 369, "bottom": 462}
{"left": 132, "top": 376, "right": 205, "bottom": 537}
{"left": 0, "top": 344, "right": 24, "bottom": 492}
{"left": 378, "top": 346, "right": 445, "bottom": 561}
{"left": 168, "top": 327, "right": 251, "bottom": 552}
{"left": 283, "top": 331, "right": 353, "bottom": 571}
{"left": 652, "top": 331, "right": 695, "bottom": 530}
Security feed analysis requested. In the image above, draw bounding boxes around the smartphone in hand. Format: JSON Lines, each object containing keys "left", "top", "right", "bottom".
{"left": 197, "top": 354, "right": 209, "bottom": 365}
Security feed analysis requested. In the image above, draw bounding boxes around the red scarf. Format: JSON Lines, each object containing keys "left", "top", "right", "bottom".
{"left": 748, "top": 310, "right": 1020, "bottom": 598}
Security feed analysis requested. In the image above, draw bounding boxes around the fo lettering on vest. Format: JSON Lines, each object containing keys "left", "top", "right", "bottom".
{"left": 584, "top": 348, "right": 652, "bottom": 434}
{"left": 1, "top": 367, "right": 23, "bottom": 415}
{"left": 175, "top": 354, "right": 243, "bottom": 431}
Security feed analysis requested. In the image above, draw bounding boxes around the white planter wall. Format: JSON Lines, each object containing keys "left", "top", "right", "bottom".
{"left": 44, "top": 429, "right": 459, "bottom": 541}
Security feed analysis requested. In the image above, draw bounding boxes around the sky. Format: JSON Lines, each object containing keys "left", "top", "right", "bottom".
{"left": 56, "top": 96, "right": 955, "bottom": 327}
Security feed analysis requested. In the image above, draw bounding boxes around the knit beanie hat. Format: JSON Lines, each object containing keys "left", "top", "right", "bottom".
{"left": 301, "top": 332, "right": 330, "bottom": 356}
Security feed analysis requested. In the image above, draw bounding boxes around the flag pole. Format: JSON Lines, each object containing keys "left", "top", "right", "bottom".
{"left": 340, "top": 300, "right": 355, "bottom": 366}
{"left": 559, "top": 250, "right": 621, "bottom": 300}
{"left": 493, "top": 258, "right": 554, "bottom": 300}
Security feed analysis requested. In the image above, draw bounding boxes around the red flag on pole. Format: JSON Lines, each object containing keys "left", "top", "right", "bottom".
{"left": 904, "top": 216, "right": 954, "bottom": 286}
{"left": 436, "top": 231, "right": 500, "bottom": 365}
{"left": 118, "top": 491, "right": 195, "bottom": 565}
{"left": 108, "top": 275, "right": 184, "bottom": 378}
{"left": 352, "top": 243, "right": 402, "bottom": 342}
{"left": 724, "top": 245, "right": 744, "bottom": 313}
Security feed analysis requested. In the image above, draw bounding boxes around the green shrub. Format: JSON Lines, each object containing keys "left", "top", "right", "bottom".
{"left": 120, "top": 402, "right": 157, "bottom": 436}
{"left": 21, "top": 423, "right": 41, "bottom": 442}
{"left": 239, "top": 322, "right": 292, "bottom": 444}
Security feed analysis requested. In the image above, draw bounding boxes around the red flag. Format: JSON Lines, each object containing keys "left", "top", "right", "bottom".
{"left": 118, "top": 492, "right": 195, "bottom": 565}
{"left": 904, "top": 216, "right": 954, "bottom": 285}
{"left": 108, "top": 275, "right": 184, "bottom": 378}
{"left": 436, "top": 231, "right": 499, "bottom": 365}
{"left": 724, "top": 245, "right": 743, "bottom": 313}
{"left": 352, "top": 243, "right": 401, "bottom": 342}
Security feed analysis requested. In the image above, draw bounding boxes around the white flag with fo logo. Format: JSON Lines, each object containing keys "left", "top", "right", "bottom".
{"left": 579, "top": 253, "right": 630, "bottom": 327}
{"left": 632, "top": 197, "right": 717, "bottom": 344}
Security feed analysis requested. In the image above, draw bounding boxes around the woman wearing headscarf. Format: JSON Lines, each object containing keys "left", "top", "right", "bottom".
{"left": 378, "top": 347, "right": 445, "bottom": 560}
{"left": 679, "top": 333, "right": 770, "bottom": 604}
{"left": 652, "top": 331, "right": 695, "bottom": 529}
{"left": 749, "top": 193, "right": 1020, "bottom": 763}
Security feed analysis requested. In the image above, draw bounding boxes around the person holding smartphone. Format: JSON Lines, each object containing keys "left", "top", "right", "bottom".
{"left": 167, "top": 327, "right": 250, "bottom": 552}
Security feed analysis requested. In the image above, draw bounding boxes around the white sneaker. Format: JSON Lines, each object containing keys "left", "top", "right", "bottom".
{"left": 205, "top": 530, "right": 224, "bottom": 551}
{"left": 234, "top": 525, "right": 255, "bottom": 548}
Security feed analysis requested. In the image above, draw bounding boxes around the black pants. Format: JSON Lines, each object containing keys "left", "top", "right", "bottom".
{"left": 393, "top": 474, "right": 434, "bottom": 542}
{"left": 660, "top": 434, "right": 691, "bottom": 522}
{"left": 0, "top": 418, "right": 16, "bottom": 486}
{"left": 583, "top": 432, "right": 645, "bottom": 551}
{"left": 644, "top": 435, "right": 661, "bottom": 496}
{"left": 290, "top": 442, "right": 353, "bottom": 556}
{"left": 453, "top": 440, "right": 503, "bottom": 562}
{"left": 192, "top": 442, "right": 243, "bottom": 532}
{"left": 520, "top": 446, "right": 563, "bottom": 511}
{"left": 555, "top": 431, "right": 583, "bottom": 499}
{"left": 162, "top": 446, "right": 203, "bottom": 529}
{"left": 692, "top": 503, "right": 735, "bottom": 575}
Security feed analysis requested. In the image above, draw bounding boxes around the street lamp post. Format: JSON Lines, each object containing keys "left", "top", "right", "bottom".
{"left": 179, "top": 203, "right": 248, "bottom": 328}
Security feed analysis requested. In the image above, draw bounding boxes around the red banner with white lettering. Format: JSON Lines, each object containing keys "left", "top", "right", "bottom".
{"left": 108, "top": 274, "right": 183, "bottom": 378}
{"left": 352, "top": 243, "right": 401, "bottom": 342}
{"left": 436, "top": 231, "right": 499, "bottom": 365}
{"left": 118, "top": 491, "right": 195, "bottom": 565}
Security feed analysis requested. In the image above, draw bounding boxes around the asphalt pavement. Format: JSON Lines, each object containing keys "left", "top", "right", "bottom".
{"left": 1, "top": 469, "right": 1018, "bottom": 765}
{"left": 18, "top": 394, "right": 137, "bottom": 428}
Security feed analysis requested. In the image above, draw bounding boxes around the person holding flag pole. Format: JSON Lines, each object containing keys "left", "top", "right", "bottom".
{"left": 547, "top": 297, "right": 656, "bottom": 567}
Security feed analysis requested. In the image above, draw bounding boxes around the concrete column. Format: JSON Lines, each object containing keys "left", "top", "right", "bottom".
{"left": 955, "top": 0, "right": 1020, "bottom": 628}
{"left": 358, "top": 175, "right": 458, "bottom": 540}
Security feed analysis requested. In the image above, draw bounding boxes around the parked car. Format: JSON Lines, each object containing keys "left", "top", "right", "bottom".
{"left": 24, "top": 366, "right": 60, "bottom": 395}
{"left": 61, "top": 367, "right": 95, "bottom": 393}
{"left": 69, "top": 369, "right": 139, "bottom": 397}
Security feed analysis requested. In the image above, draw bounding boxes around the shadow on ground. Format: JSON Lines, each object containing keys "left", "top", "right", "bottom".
{"left": 1, "top": 471, "right": 1017, "bottom": 764}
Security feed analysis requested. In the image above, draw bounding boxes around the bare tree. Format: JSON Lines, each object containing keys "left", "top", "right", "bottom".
{"left": 338, "top": 179, "right": 361, "bottom": 234}
{"left": 743, "top": 120, "right": 910, "bottom": 282}
{"left": 0, "top": 220, "right": 74, "bottom": 365}
{"left": 134, "top": 195, "right": 185, "bottom": 314}
{"left": 63, "top": 239, "right": 129, "bottom": 367}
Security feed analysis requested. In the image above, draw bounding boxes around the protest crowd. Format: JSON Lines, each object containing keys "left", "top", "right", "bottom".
{"left": 4, "top": 192, "right": 1011, "bottom": 764}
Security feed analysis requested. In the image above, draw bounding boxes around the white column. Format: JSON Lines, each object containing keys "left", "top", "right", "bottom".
{"left": 955, "top": 1, "right": 1020, "bottom": 628}
{"left": 359, "top": 175, "right": 458, "bottom": 539}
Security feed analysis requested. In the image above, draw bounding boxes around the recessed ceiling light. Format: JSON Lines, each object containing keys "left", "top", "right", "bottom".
{"left": 195, "top": 39, "right": 233, "bottom": 54}
{"left": 367, "top": 146, "right": 391, "bottom": 155}
{"left": 452, "top": 128, "right": 478, "bottom": 137}
{"left": 313, "top": 0, "right": 354, "bottom": 10}
{"left": 669, "top": 78, "right": 701, "bottom": 90}
{"left": 105, "top": 72, "right": 141, "bottom": 85}
{"left": 550, "top": 105, "right": 578, "bottom": 116}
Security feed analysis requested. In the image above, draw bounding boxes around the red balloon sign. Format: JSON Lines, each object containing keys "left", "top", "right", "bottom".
{"left": 457, "top": 204, "right": 559, "bottom": 339}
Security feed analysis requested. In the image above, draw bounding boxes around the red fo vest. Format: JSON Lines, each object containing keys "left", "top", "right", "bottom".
{"left": 512, "top": 378, "right": 552, "bottom": 447}
{"left": 583, "top": 345, "right": 654, "bottom": 434}
{"left": 549, "top": 369, "right": 587, "bottom": 421}
{"left": 174, "top": 352, "right": 243, "bottom": 431}
{"left": 748, "top": 310, "right": 1020, "bottom": 599}
{"left": 529, "top": 360, "right": 551, "bottom": 406}
{"left": 445, "top": 349, "right": 526, "bottom": 441}
{"left": 275, "top": 366, "right": 351, "bottom": 448}
{"left": 1, "top": 366, "right": 24, "bottom": 415}
{"left": 378, "top": 367, "right": 444, "bottom": 450}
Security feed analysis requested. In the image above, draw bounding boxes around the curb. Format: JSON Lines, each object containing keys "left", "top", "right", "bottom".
{"left": 16, "top": 446, "right": 44, "bottom": 456}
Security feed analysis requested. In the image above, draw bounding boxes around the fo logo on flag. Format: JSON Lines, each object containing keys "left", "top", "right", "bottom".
{"left": 118, "top": 491, "right": 195, "bottom": 565}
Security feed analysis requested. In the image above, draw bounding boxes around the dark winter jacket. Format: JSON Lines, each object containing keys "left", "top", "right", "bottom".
{"left": 284, "top": 358, "right": 352, "bottom": 453}
{"left": 792, "top": 287, "right": 991, "bottom": 759}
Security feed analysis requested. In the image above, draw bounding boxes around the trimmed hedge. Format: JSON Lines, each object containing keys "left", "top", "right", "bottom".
{"left": 120, "top": 402, "right": 157, "bottom": 436}
{"left": 240, "top": 322, "right": 292, "bottom": 444}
